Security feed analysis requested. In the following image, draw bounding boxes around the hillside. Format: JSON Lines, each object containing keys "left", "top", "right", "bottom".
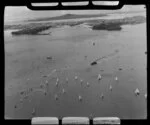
{"left": 27, "top": 13, "right": 107, "bottom": 22}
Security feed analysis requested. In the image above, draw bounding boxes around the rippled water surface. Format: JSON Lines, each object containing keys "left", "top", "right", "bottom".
{"left": 5, "top": 17, "right": 147, "bottom": 119}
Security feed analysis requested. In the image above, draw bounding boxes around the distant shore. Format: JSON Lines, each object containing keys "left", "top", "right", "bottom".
{"left": 11, "top": 25, "right": 51, "bottom": 35}
{"left": 5, "top": 15, "right": 146, "bottom": 35}
{"left": 27, "top": 14, "right": 108, "bottom": 22}
{"left": 91, "top": 16, "right": 146, "bottom": 31}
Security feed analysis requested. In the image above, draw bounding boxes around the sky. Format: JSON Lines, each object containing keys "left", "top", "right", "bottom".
{"left": 4, "top": 4, "right": 145, "bottom": 23}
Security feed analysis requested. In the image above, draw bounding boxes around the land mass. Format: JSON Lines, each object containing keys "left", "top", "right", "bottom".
{"left": 11, "top": 25, "right": 51, "bottom": 35}
{"left": 26, "top": 10, "right": 145, "bottom": 22}
{"left": 27, "top": 14, "right": 107, "bottom": 22}
{"left": 91, "top": 16, "right": 146, "bottom": 31}
{"left": 5, "top": 16, "right": 146, "bottom": 35}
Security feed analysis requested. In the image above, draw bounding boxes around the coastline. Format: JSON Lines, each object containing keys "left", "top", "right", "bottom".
{"left": 4, "top": 15, "right": 146, "bottom": 36}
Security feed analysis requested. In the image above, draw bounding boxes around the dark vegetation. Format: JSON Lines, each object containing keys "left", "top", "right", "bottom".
{"left": 11, "top": 25, "right": 51, "bottom": 35}
{"left": 4, "top": 15, "right": 146, "bottom": 35}
{"left": 92, "top": 16, "right": 146, "bottom": 31}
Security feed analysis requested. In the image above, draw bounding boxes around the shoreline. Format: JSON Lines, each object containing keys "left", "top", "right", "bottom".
{"left": 5, "top": 15, "right": 146, "bottom": 35}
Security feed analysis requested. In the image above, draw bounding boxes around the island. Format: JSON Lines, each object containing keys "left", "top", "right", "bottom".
{"left": 4, "top": 15, "right": 146, "bottom": 36}
{"left": 27, "top": 14, "right": 107, "bottom": 22}
{"left": 11, "top": 25, "right": 51, "bottom": 35}
{"left": 92, "top": 16, "right": 146, "bottom": 31}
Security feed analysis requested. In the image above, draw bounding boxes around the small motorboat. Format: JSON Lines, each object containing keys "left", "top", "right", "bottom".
{"left": 55, "top": 82, "right": 58, "bottom": 87}
{"left": 109, "top": 85, "right": 112, "bottom": 91}
{"left": 80, "top": 79, "right": 83, "bottom": 84}
{"left": 79, "top": 95, "right": 82, "bottom": 101}
{"left": 55, "top": 94, "right": 58, "bottom": 100}
{"left": 144, "top": 93, "right": 147, "bottom": 99}
{"left": 115, "top": 77, "right": 118, "bottom": 81}
{"left": 75, "top": 76, "right": 78, "bottom": 80}
{"left": 56, "top": 78, "right": 59, "bottom": 83}
{"left": 135, "top": 88, "right": 140, "bottom": 96}
{"left": 62, "top": 89, "right": 66, "bottom": 94}
{"left": 91, "top": 61, "right": 97, "bottom": 66}
{"left": 98, "top": 74, "right": 102, "bottom": 80}
{"left": 100, "top": 93, "right": 104, "bottom": 100}
{"left": 32, "top": 108, "right": 36, "bottom": 116}
{"left": 87, "top": 82, "right": 90, "bottom": 87}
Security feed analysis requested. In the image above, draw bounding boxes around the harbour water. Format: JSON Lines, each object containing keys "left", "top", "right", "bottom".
{"left": 4, "top": 9, "right": 147, "bottom": 119}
